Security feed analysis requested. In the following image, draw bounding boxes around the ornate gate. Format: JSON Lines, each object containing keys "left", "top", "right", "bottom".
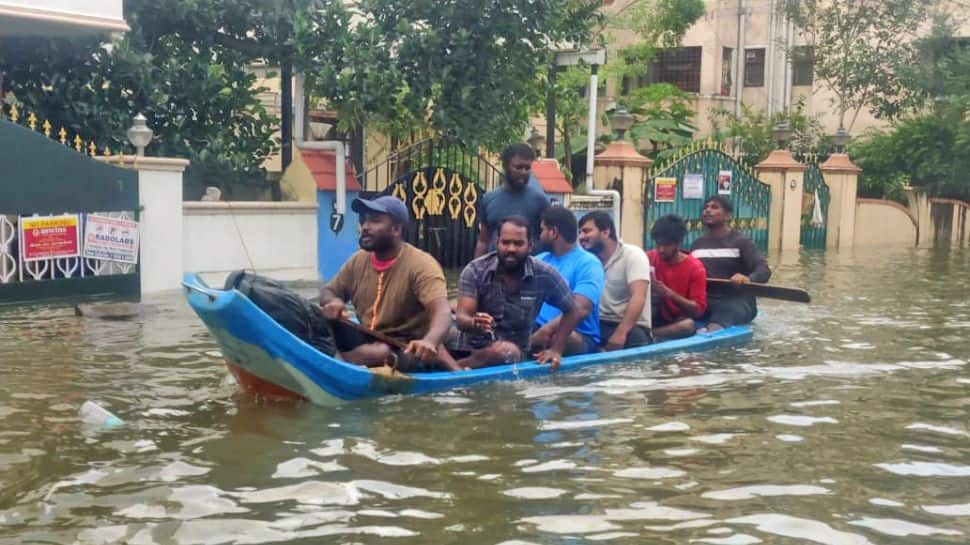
{"left": 359, "top": 139, "right": 501, "bottom": 268}
{"left": 800, "top": 162, "right": 830, "bottom": 249}
{"left": 0, "top": 115, "right": 139, "bottom": 304}
{"left": 644, "top": 144, "right": 771, "bottom": 252}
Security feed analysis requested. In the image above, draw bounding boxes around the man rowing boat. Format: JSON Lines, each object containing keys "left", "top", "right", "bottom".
{"left": 319, "top": 196, "right": 459, "bottom": 371}
{"left": 690, "top": 196, "right": 771, "bottom": 332}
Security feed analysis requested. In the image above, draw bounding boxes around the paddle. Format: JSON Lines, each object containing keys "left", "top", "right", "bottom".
{"left": 337, "top": 317, "right": 409, "bottom": 351}
{"left": 337, "top": 316, "right": 460, "bottom": 367}
{"left": 707, "top": 278, "right": 811, "bottom": 303}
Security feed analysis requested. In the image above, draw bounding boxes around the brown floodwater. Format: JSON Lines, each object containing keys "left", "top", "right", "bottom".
{"left": 0, "top": 246, "right": 968, "bottom": 544}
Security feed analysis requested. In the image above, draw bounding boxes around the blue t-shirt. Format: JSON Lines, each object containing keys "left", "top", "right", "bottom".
{"left": 535, "top": 246, "right": 605, "bottom": 342}
{"left": 479, "top": 177, "right": 549, "bottom": 252}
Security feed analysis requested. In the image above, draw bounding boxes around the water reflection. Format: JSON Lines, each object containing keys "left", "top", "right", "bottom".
{"left": 0, "top": 246, "right": 968, "bottom": 544}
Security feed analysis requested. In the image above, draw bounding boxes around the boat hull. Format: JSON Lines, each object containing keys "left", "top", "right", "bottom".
{"left": 183, "top": 273, "right": 753, "bottom": 404}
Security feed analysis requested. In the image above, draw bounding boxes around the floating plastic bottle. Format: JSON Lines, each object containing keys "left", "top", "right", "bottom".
{"left": 79, "top": 401, "right": 124, "bottom": 428}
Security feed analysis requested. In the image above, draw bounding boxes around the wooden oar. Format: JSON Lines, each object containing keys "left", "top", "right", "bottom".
{"left": 337, "top": 317, "right": 408, "bottom": 350}
{"left": 707, "top": 278, "right": 811, "bottom": 303}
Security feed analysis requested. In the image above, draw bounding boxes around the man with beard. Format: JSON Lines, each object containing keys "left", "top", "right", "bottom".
{"left": 531, "top": 206, "right": 605, "bottom": 355}
{"left": 452, "top": 216, "right": 581, "bottom": 369}
{"left": 647, "top": 214, "right": 707, "bottom": 340}
{"left": 690, "top": 196, "right": 770, "bottom": 332}
{"left": 474, "top": 143, "right": 549, "bottom": 257}
{"left": 577, "top": 211, "right": 652, "bottom": 350}
{"left": 320, "top": 196, "right": 459, "bottom": 370}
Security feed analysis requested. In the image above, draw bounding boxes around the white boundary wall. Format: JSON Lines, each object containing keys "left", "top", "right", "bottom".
{"left": 183, "top": 202, "right": 318, "bottom": 286}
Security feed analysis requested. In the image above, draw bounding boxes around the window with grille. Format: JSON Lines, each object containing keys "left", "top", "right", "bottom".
{"left": 744, "top": 48, "right": 765, "bottom": 87}
{"left": 622, "top": 47, "right": 703, "bottom": 94}
{"left": 792, "top": 46, "right": 814, "bottom": 86}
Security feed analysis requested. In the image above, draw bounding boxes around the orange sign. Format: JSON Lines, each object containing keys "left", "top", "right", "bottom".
{"left": 20, "top": 215, "right": 80, "bottom": 261}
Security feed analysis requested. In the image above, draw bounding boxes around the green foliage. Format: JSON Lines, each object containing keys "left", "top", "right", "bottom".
{"left": 308, "top": 0, "right": 602, "bottom": 152}
{"left": 0, "top": 0, "right": 287, "bottom": 197}
{"left": 709, "top": 98, "right": 828, "bottom": 165}
{"left": 782, "top": 0, "right": 939, "bottom": 129}
{"left": 848, "top": 33, "right": 970, "bottom": 202}
{"left": 624, "top": 83, "right": 695, "bottom": 160}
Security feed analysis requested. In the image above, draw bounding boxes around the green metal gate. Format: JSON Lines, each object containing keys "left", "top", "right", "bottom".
{"left": 0, "top": 117, "right": 139, "bottom": 304}
{"left": 800, "top": 162, "right": 830, "bottom": 249}
{"left": 645, "top": 144, "right": 771, "bottom": 252}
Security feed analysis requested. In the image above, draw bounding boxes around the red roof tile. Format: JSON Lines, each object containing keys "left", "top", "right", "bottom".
{"left": 532, "top": 159, "right": 573, "bottom": 194}
{"left": 300, "top": 149, "right": 361, "bottom": 191}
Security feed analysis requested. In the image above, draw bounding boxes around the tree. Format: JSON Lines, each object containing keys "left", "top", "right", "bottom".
{"left": 850, "top": 42, "right": 970, "bottom": 201}
{"left": 0, "top": 0, "right": 291, "bottom": 199}
{"left": 709, "top": 98, "right": 829, "bottom": 164}
{"left": 306, "top": 0, "right": 602, "bottom": 152}
{"left": 782, "top": 0, "right": 940, "bottom": 131}
{"left": 543, "top": 0, "right": 705, "bottom": 182}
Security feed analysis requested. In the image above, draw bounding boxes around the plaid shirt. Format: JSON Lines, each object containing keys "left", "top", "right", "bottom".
{"left": 457, "top": 252, "right": 575, "bottom": 353}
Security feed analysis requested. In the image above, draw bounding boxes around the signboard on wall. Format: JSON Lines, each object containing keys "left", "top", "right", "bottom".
{"left": 654, "top": 177, "right": 677, "bottom": 202}
{"left": 19, "top": 214, "right": 80, "bottom": 261}
{"left": 83, "top": 214, "right": 140, "bottom": 264}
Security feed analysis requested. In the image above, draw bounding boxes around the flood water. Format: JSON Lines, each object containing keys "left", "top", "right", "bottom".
{"left": 1, "top": 247, "right": 968, "bottom": 544}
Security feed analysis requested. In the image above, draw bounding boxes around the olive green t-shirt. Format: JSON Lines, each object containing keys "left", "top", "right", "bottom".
{"left": 326, "top": 243, "right": 447, "bottom": 342}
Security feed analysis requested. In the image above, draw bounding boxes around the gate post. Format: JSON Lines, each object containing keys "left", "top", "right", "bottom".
{"left": 111, "top": 156, "right": 189, "bottom": 294}
{"left": 594, "top": 140, "right": 652, "bottom": 247}
{"left": 820, "top": 153, "right": 861, "bottom": 249}
{"left": 756, "top": 149, "right": 805, "bottom": 252}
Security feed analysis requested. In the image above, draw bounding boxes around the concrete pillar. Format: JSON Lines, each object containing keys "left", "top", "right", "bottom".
{"left": 755, "top": 149, "right": 805, "bottom": 252}
{"left": 593, "top": 140, "right": 652, "bottom": 247}
{"left": 820, "top": 153, "right": 861, "bottom": 249}
{"left": 108, "top": 156, "right": 189, "bottom": 294}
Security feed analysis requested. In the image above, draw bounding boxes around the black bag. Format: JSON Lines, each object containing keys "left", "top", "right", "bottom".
{"left": 224, "top": 271, "right": 336, "bottom": 356}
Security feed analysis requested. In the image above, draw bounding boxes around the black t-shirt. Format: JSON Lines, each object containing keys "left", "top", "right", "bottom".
{"left": 690, "top": 230, "right": 771, "bottom": 296}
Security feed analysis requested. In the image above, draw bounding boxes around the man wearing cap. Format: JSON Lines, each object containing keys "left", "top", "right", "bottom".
{"left": 320, "top": 196, "right": 459, "bottom": 371}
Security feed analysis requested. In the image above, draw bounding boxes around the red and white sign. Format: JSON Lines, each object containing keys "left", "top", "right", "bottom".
{"left": 654, "top": 177, "right": 677, "bottom": 202}
{"left": 19, "top": 214, "right": 81, "bottom": 261}
{"left": 83, "top": 214, "right": 140, "bottom": 265}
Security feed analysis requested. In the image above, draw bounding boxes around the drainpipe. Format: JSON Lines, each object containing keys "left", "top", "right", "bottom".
{"left": 584, "top": 64, "right": 622, "bottom": 234}
{"left": 734, "top": 0, "right": 747, "bottom": 117}
{"left": 766, "top": 0, "right": 776, "bottom": 116}
{"left": 294, "top": 72, "right": 348, "bottom": 214}
{"left": 783, "top": 12, "right": 794, "bottom": 112}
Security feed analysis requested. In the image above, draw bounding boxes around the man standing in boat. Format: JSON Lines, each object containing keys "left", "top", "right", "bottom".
{"left": 691, "top": 196, "right": 770, "bottom": 332}
{"left": 474, "top": 143, "right": 549, "bottom": 258}
{"left": 320, "top": 196, "right": 459, "bottom": 371}
{"left": 531, "top": 206, "right": 605, "bottom": 355}
{"left": 647, "top": 214, "right": 707, "bottom": 339}
{"left": 452, "top": 216, "right": 583, "bottom": 369}
{"left": 577, "top": 211, "right": 653, "bottom": 349}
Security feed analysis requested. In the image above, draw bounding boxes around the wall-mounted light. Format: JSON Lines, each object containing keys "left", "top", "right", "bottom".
{"left": 789, "top": 179, "right": 797, "bottom": 190}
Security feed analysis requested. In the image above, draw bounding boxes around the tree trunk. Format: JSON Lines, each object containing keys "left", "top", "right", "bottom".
{"left": 562, "top": 126, "right": 574, "bottom": 188}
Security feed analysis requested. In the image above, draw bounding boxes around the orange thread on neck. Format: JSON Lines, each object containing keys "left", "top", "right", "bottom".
{"left": 369, "top": 271, "right": 385, "bottom": 330}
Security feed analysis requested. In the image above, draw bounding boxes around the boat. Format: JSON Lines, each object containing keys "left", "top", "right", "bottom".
{"left": 182, "top": 273, "right": 753, "bottom": 405}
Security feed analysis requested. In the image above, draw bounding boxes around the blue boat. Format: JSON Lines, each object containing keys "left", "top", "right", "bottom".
{"left": 182, "top": 273, "right": 753, "bottom": 405}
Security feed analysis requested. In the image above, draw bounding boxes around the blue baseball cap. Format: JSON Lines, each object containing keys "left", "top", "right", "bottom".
{"left": 352, "top": 195, "right": 410, "bottom": 226}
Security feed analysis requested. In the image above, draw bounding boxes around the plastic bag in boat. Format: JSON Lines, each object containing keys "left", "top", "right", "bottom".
{"left": 224, "top": 271, "right": 336, "bottom": 356}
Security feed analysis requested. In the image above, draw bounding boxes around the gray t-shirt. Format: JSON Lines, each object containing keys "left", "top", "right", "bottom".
{"left": 479, "top": 182, "right": 549, "bottom": 251}
{"left": 600, "top": 242, "right": 652, "bottom": 328}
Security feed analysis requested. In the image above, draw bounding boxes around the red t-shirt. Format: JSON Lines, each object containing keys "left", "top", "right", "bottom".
{"left": 647, "top": 250, "right": 708, "bottom": 322}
